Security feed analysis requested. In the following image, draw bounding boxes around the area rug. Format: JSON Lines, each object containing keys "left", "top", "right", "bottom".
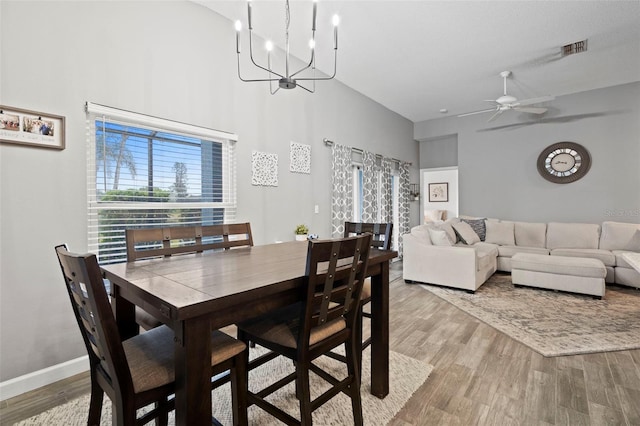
{"left": 15, "top": 347, "right": 432, "bottom": 425}
{"left": 420, "top": 273, "right": 640, "bottom": 357}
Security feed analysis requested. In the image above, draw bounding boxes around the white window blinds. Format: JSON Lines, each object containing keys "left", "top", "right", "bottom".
{"left": 86, "top": 102, "right": 237, "bottom": 264}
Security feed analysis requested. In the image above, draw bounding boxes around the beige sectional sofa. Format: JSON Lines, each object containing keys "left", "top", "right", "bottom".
{"left": 403, "top": 218, "right": 640, "bottom": 292}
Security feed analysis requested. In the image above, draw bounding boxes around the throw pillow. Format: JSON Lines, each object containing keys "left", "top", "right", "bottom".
{"left": 440, "top": 223, "right": 458, "bottom": 244}
{"left": 485, "top": 221, "right": 516, "bottom": 246}
{"left": 427, "top": 228, "right": 454, "bottom": 246}
{"left": 461, "top": 218, "right": 486, "bottom": 241}
{"left": 424, "top": 209, "right": 444, "bottom": 223}
{"left": 410, "top": 225, "right": 433, "bottom": 244}
{"left": 624, "top": 229, "right": 640, "bottom": 252}
{"left": 452, "top": 221, "right": 480, "bottom": 245}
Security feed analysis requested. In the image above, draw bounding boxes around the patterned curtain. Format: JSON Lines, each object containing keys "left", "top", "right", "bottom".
{"left": 379, "top": 158, "right": 393, "bottom": 224}
{"left": 331, "top": 143, "right": 353, "bottom": 237}
{"left": 361, "top": 151, "right": 378, "bottom": 223}
{"left": 398, "top": 162, "right": 411, "bottom": 258}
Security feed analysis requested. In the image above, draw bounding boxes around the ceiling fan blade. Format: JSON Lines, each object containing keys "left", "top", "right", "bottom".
{"left": 457, "top": 108, "right": 496, "bottom": 118}
{"left": 514, "top": 106, "right": 548, "bottom": 114}
{"left": 487, "top": 110, "right": 503, "bottom": 122}
{"left": 513, "top": 95, "right": 555, "bottom": 107}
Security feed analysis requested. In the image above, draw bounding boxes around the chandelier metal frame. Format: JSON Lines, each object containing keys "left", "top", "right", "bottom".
{"left": 235, "top": 0, "right": 338, "bottom": 94}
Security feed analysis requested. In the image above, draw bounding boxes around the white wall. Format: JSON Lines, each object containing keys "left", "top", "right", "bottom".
{"left": 0, "top": 0, "right": 419, "bottom": 386}
{"left": 421, "top": 167, "right": 459, "bottom": 222}
{"left": 415, "top": 82, "right": 640, "bottom": 224}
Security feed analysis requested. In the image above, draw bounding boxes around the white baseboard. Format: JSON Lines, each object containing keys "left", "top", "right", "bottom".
{"left": 0, "top": 356, "right": 89, "bottom": 401}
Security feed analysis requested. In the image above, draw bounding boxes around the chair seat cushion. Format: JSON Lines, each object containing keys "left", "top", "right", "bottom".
{"left": 123, "top": 325, "right": 245, "bottom": 393}
{"left": 360, "top": 278, "right": 371, "bottom": 301}
{"left": 135, "top": 306, "right": 163, "bottom": 331}
{"left": 238, "top": 303, "right": 346, "bottom": 349}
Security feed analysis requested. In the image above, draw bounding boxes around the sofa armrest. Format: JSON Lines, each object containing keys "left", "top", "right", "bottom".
{"left": 402, "top": 233, "right": 481, "bottom": 290}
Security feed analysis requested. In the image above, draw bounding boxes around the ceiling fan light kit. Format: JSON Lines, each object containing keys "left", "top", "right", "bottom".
{"left": 458, "top": 70, "right": 555, "bottom": 122}
{"left": 234, "top": 0, "right": 339, "bottom": 94}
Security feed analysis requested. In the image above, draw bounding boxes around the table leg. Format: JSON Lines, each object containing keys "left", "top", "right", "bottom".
{"left": 370, "top": 261, "right": 389, "bottom": 398}
{"left": 174, "top": 316, "right": 212, "bottom": 426}
{"left": 111, "top": 283, "right": 138, "bottom": 340}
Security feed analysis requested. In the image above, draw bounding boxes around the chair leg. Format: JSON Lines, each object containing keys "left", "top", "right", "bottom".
{"left": 231, "top": 351, "right": 249, "bottom": 426}
{"left": 355, "top": 304, "right": 364, "bottom": 374}
{"left": 155, "top": 398, "right": 169, "bottom": 426}
{"left": 345, "top": 341, "right": 363, "bottom": 426}
{"left": 87, "top": 375, "right": 104, "bottom": 426}
{"left": 295, "top": 361, "right": 313, "bottom": 425}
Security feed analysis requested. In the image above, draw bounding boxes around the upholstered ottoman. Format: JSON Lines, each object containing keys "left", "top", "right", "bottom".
{"left": 511, "top": 253, "right": 607, "bottom": 299}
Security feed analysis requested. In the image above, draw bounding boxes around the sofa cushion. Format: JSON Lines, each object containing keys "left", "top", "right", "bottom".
{"left": 424, "top": 209, "right": 445, "bottom": 223}
{"left": 497, "top": 245, "right": 550, "bottom": 257}
{"left": 428, "top": 228, "right": 454, "bottom": 246}
{"left": 550, "top": 248, "right": 616, "bottom": 267}
{"left": 440, "top": 222, "right": 458, "bottom": 244}
{"left": 474, "top": 242, "right": 499, "bottom": 258}
{"left": 546, "top": 222, "right": 601, "bottom": 250}
{"left": 410, "top": 225, "right": 433, "bottom": 245}
{"left": 514, "top": 222, "right": 547, "bottom": 248}
{"left": 461, "top": 218, "right": 486, "bottom": 241}
{"left": 476, "top": 249, "right": 494, "bottom": 272}
{"left": 485, "top": 221, "right": 515, "bottom": 246}
{"left": 472, "top": 243, "right": 498, "bottom": 272}
{"left": 624, "top": 230, "right": 640, "bottom": 252}
{"left": 599, "top": 221, "right": 640, "bottom": 251}
{"left": 452, "top": 221, "right": 480, "bottom": 245}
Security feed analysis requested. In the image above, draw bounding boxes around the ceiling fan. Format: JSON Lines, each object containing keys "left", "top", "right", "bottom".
{"left": 458, "top": 71, "right": 555, "bottom": 122}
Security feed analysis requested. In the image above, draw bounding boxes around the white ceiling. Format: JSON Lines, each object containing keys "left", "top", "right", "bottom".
{"left": 196, "top": 0, "right": 640, "bottom": 123}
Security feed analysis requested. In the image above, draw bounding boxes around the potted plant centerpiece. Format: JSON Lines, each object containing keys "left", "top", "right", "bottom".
{"left": 295, "top": 224, "right": 309, "bottom": 241}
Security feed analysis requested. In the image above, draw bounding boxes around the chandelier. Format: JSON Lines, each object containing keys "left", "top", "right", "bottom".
{"left": 234, "top": 0, "right": 339, "bottom": 94}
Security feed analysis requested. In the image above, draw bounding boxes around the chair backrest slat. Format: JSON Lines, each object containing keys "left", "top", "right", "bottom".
{"left": 301, "top": 234, "right": 372, "bottom": 347}
{"left": 126, "top": 223, "right": 253, "bottom": 261}
{"left": 55, "top": 245, "right": 134, "bottom": 393}
{"left": 344, "top": 222, "right": 392, "bottom": 250}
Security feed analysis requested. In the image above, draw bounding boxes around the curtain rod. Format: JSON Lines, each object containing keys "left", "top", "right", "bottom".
{"left": 323, "top": 138, "right": 412, "bottom": 166}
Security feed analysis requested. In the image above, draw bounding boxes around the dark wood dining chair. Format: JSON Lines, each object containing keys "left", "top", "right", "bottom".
{"left": 343, "top": 222, "right": 393, "bottom": 352}
{"left": 125, "top": 223, "right": 254, "bottom": 331}
{"left": 125, "top": 222, "right": 253, "bottom": 261}
{"left": 237, "top": 234, "right": 372, "bottom": 425}
{"left": 55, "top": 244, "right": 248, "bottom": 426}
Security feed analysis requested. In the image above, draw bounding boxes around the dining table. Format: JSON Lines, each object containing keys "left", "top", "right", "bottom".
{"left": 101, "top": 240, "right": 397, "bottom": 425}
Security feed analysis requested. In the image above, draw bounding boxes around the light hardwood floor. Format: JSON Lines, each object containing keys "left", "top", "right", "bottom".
{"left": 2, "top": 262, "right": 639, "bottom": 425}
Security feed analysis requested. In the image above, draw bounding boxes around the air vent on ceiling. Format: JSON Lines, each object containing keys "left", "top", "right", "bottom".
{"left": 562, "top": 39, "right": 588, "bottom": 56}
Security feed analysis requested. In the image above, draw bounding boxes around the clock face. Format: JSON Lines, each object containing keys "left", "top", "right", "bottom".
{"left": 537, "top": 142, "right": 591, "bottom": 184}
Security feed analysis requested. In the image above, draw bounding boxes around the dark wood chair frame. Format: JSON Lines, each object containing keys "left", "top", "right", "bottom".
{"left": 343, "top": 222, "right": 393, "bottom": 351}
{"left": 237, "top": 234, "right": 372, "bottom": 425}
{"left": 55, "top": 244, "right": 248, "bottom": 426}
{"left": 125, "top": 223, "right": 254, "bottom": 331}
{"left": 125, "top": 222, "right": 254, "bottom": 261}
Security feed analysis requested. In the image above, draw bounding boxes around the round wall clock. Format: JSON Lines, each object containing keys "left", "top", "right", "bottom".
{"left": 537, "top": 142, "right": 591, "bottom": 184}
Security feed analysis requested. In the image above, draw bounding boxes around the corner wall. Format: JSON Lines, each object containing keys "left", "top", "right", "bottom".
{"left": 415, "top": 82, "right": 640, "bottom": 224}
{"left": 0, "top": 0, "right": 418, "bottom": 388}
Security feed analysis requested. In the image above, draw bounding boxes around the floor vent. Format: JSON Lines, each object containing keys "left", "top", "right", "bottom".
{"left": 562, "top": 39, "right": 588, "bottom": 56}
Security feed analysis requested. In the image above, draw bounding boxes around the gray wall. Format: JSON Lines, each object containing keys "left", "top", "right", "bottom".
{"left": 419, "top": 134, "right": 458, "bottom": 168}
{"left": 415, "top": 82, "right": 640, "bottom": 223}
{"left": 0, "top": 1, "right": 418, "bottom": 382}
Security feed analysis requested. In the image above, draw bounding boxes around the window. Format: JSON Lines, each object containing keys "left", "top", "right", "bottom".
{"left": 391, "top": 171, "right": 400, "bottom": 252}
{"left": 86, "top": 103, "right": 237, "bottom": 264}
{"left": 352, "top": 164, "right": 363, "bottom": 222}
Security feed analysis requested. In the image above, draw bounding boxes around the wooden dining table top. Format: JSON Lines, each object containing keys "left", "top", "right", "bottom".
{"left": 102, "top": 240, "right": 397, "bottom": 326}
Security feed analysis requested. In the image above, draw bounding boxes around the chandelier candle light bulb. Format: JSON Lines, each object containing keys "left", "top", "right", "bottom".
{"left": 235, "top": 0, "right": 339, "bottom": 94}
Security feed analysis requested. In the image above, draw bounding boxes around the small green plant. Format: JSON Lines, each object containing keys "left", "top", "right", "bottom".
{"left": 295, "top": 224, "right": 309, "bottom": 235}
